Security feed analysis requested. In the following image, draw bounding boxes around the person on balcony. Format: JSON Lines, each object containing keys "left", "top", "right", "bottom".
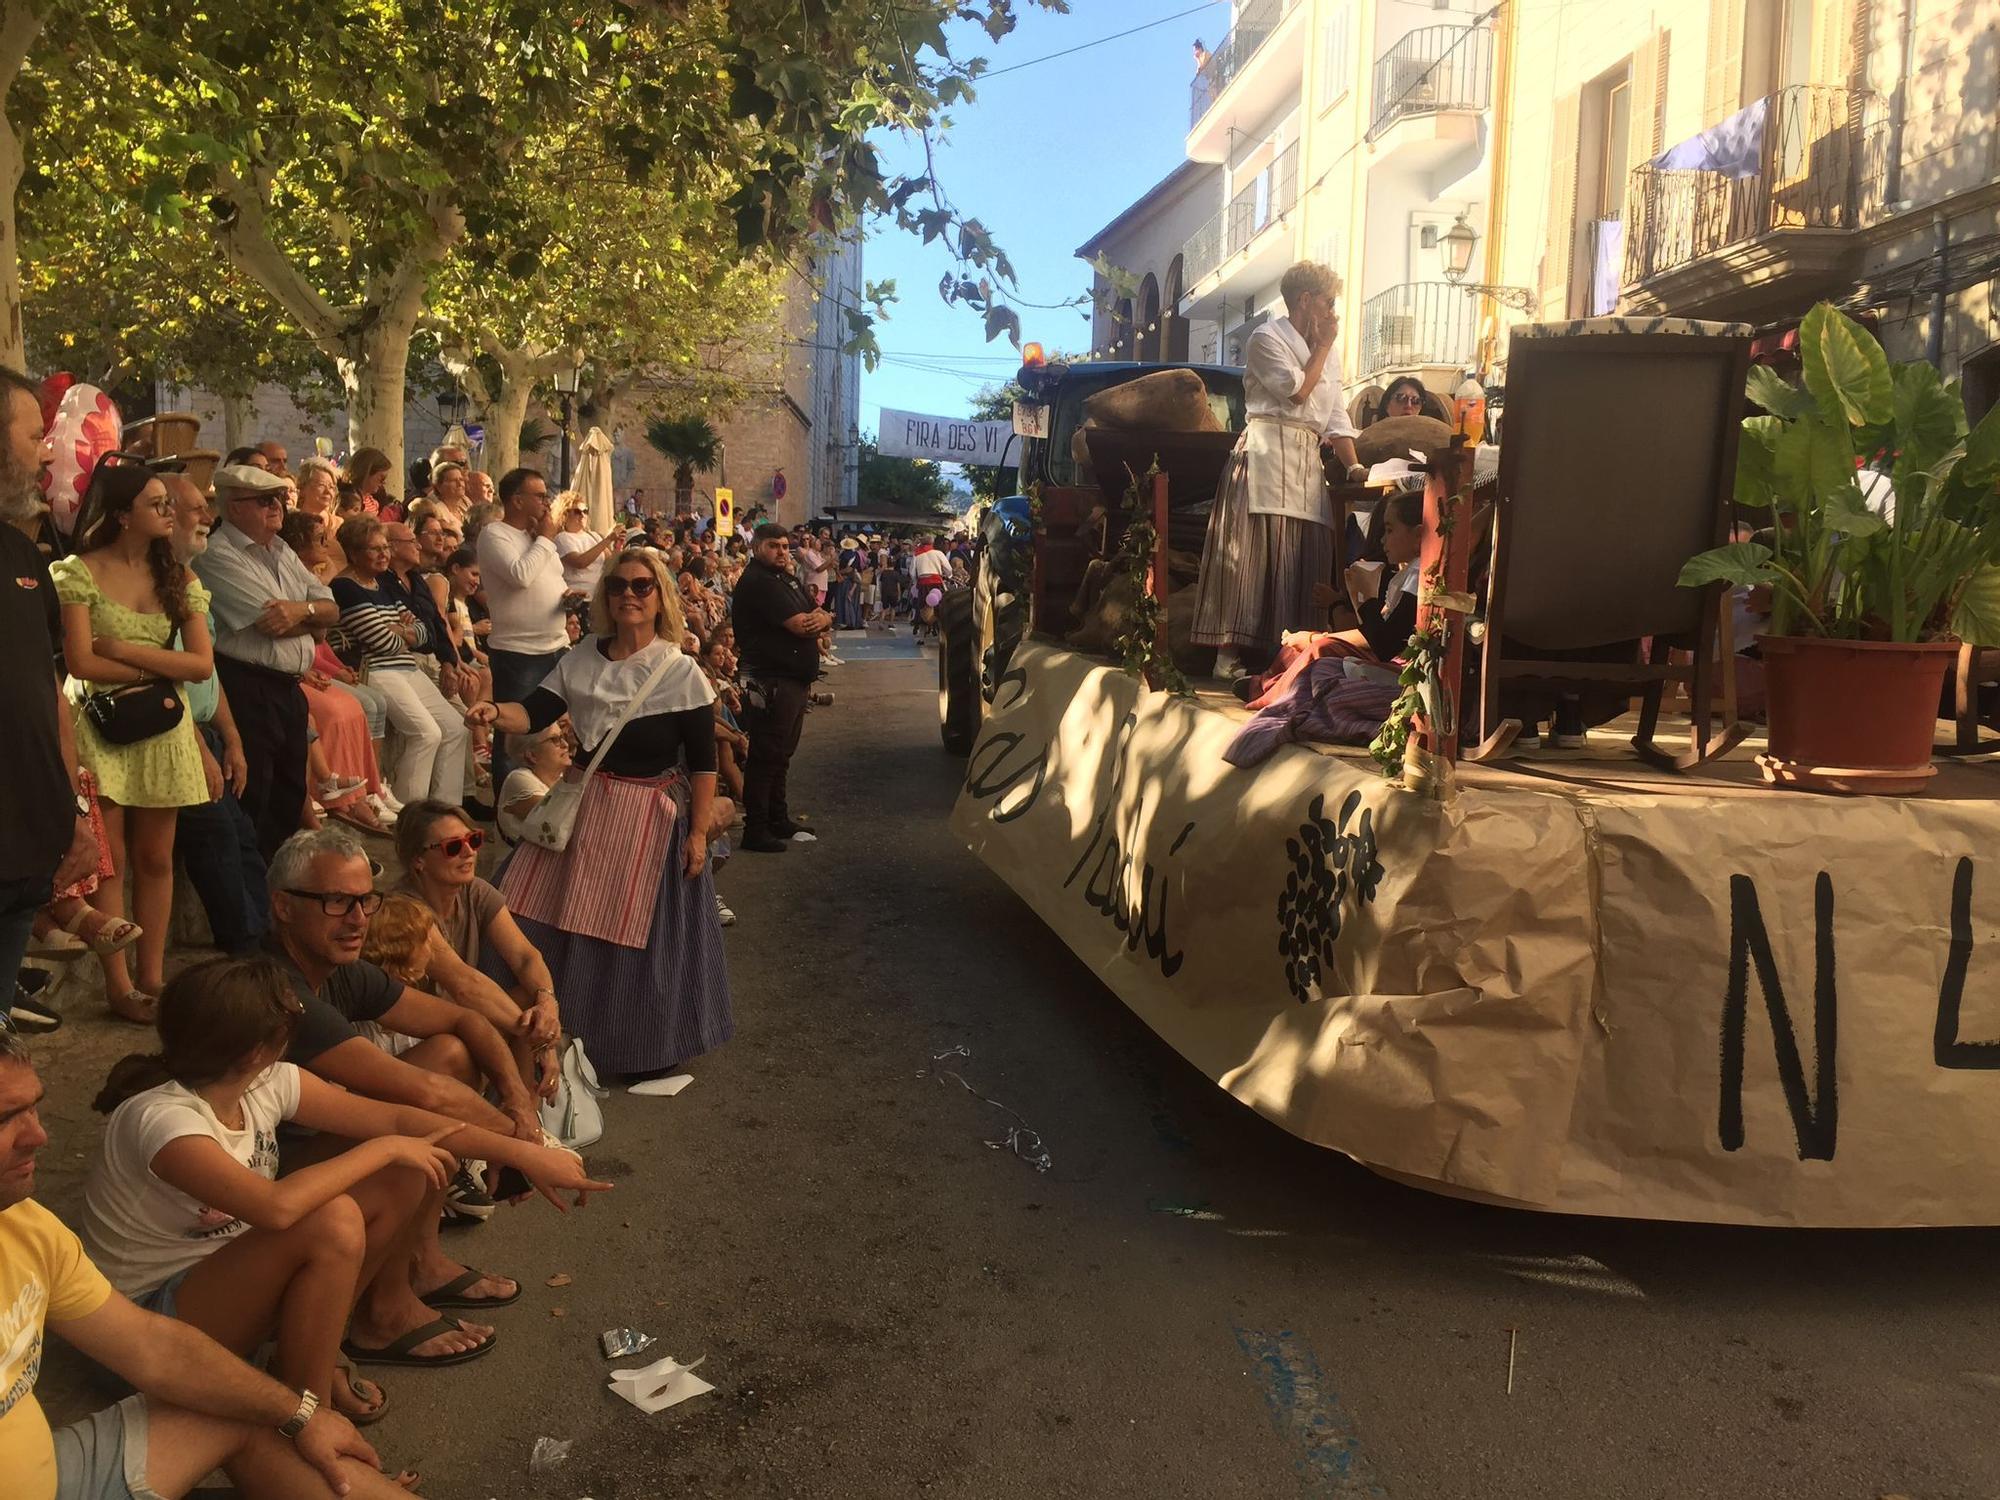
{"left": 1191, "top": 260, "right": 1365, "bottom": 682}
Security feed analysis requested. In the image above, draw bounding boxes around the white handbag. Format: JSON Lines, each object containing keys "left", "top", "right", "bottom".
{"left": 522, "top": 647, "right": 681, "bottom": 853}
{"left": 539, "top": 1037, "right": 609, "bottom": 1149}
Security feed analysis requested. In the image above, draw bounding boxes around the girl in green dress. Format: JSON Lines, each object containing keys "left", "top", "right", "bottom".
{"left": 51, "top": 463, "right": 214, "bottom": 1023}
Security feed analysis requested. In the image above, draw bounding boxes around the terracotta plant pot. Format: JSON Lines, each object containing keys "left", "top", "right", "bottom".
{"left": 1757, "top": 635, "right": 1957, "bottom": 795}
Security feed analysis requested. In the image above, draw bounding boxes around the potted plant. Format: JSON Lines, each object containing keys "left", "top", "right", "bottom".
{"left": 1679, "top": 303, "right": 2000, "bottom": 793}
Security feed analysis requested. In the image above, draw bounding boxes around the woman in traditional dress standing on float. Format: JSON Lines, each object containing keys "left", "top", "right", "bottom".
{"left": 1189, "top": 259, "right": 1366, "bottom": 683}
{"left": 466, "top": 548, "right": 731, "bottom": 1080}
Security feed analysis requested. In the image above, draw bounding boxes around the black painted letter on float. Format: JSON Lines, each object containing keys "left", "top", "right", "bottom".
{"left": 1718, "top": 874, "right": 1838, "bottom": 1161}
{"left": 1932, "top": 858, "right": 2000, "bottom": 1068}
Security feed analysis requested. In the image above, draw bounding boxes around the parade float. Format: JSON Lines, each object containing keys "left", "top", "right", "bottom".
{"left": 947, "top": 310, "right": 2000, "bottom": 1227}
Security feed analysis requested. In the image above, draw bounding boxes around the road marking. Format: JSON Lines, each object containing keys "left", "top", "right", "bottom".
{"left": 1232, "top": 1324, "right": 1387, "bottom": 1496}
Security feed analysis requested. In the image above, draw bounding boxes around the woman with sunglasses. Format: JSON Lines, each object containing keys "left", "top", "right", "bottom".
{"left": 1370, "top": 375, "right": 1433, "bottom": 427}
{"left": 389, "top": 800, "right": 562, "bottom": 1096}
{"left": 467, "top": 549, "right": 732, "bottom": 1080}
{"left": 51, "top": 462, "right": 215, "bottom": 1023}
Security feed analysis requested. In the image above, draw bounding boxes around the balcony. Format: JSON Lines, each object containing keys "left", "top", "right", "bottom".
{"left": 1622, "top": 85, "right": 1878, "bottom": 315}
{"left": 1355, "top": 282, "right": 1480, "bottom": 381}
{"left": 1366, "top": 24, "right": 1492, "bottom": 168}
{"left": 1182, "top": 142, "right": 1299, "bottom": 295}
{"left": 1187, "top": 0, "right": 1306, "bottom": 163}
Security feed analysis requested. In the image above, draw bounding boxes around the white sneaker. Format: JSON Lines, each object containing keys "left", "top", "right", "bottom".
{"left": 790, "top": 830, "right": 818, "bottom": 844}
{"left": 316, "top": 775, "right": 365, "bottom": 802}
{"left": 365, "top": 794, "right": 399, "bottom": 826}
{"left": 714, "top": 893, "right": 736, "bottom": 927}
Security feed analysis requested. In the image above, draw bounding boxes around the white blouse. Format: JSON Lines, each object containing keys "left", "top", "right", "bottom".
{"left": 1242, "top": 316, "right": 1359, "bottom": 439}
{"left": 536, "top": 637, "right": 715, "bottom": 753}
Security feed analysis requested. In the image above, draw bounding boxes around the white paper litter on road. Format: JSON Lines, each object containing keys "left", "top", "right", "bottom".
{"left": 627, "top": 1074, "right": 693, "bottom": 1097}
{"left": 608, "top": 1354, "right": 714, "bottom": 1414}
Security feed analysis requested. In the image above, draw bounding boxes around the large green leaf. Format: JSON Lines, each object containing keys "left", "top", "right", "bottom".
{"left": 1678, "top": 541, "right": 1777, "bottom": 590}
{"left": 1961, "top": 399, "right": 2000, "bottom": 489}
{"left": 1951, "top": 562, "right": 2000, "bottom": 646}
{"left": 1890, "top": 361, "right": 1965, "bottom": 475}
{"left": 1823, "top": 484, "right": 1888, "bottom": 538}
{"left": 1746, "top": 364, "right": 1815, "bottom": 420}
{"left": 1773, "top": 410, "right": 1855, "bottom": 506}
{"left": 1734, "top": 416, "right": 1780, "bottom": 508}
{"left": 1800, "top": 302, "right": 1891, "bottom": 428}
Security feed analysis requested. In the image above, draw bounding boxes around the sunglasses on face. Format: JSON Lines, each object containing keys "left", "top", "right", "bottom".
{"left": 425, "top": 830, "right": 485, "bottom": 857}
{"left": 605, "top": 575, "right": 658, "bottom": 597}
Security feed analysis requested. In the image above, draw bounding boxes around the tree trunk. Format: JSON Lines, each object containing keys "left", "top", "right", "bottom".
{"left": 484, "top": 379, "right": 532, "bottom": 479}
{"left": 0, "top": 3, "right": 44, "bottom": 373}
{"left": 337, "top": 316, "right": 416, "bottom": 487}
{"left": 674, "top": 462, "right": 694, "bottom": 514}
{"left": 220, "top": 391, "right": 253, "bottom": 451}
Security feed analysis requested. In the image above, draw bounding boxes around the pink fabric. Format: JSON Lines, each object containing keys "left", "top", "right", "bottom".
{"left": 500, "top": 769, "right": 679, "bottom": 949}
{"left": 1244, "top": 633, "right": 1377, "bottom": 712}
{"left": 303, "top": 679, "right": 382, "bottom": 796}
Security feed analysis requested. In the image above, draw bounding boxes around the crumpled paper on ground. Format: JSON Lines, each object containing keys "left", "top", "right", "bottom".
{"left": 608, "top": 1354, "right": 713, "bottom": 1414}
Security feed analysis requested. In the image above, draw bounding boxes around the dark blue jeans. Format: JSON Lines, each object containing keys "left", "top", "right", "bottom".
{"left": 0, "top": 874, "right": 50, "bottom": 992}
{"left": 175, "top": 724, "right": 270, "bottom": 954}
{"left": 487, "top": 646, "right": 568, "bottom": 795}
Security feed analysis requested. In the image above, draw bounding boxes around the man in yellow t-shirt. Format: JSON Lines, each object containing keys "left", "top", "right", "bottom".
{"left": 0, "top": 1030, "right": 411, "bottom": 1500}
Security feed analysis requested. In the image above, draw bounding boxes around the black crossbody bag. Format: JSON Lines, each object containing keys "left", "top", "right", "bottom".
{"left": 82, "top": 629, "right": 186, "bottom": 745}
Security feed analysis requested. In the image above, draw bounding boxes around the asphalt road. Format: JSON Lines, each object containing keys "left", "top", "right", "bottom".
{"left": 32, "top": 636, "right": 2000, "bottom": 1499}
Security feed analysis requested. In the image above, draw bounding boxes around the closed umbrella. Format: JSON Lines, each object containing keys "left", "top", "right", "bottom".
{"left": 574, "top": 425, "right": 614, "bottom": 534}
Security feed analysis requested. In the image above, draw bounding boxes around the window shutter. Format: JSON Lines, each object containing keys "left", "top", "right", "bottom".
{"left": 1622, "top": 33, "right": 1670, "bottom": 289}
{"left": 1810, "top": 0, "right": 1854, "bottom": 87}
{"left": 1541, "top": 91, "right": 1581, "bottom": 319}
{"left": 1703, "top": 0, "right": 1746, "bottom": 123}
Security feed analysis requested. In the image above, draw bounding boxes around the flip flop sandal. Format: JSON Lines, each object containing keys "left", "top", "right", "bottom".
{"left": 341, "top": 1315, "right": 496, "bottom": 1368}
{"left": 419, "top": 1268, "right": 521, "bottom": 1309}
{"left": 332, "top": 1358, "right": 390, "bottom": 1426}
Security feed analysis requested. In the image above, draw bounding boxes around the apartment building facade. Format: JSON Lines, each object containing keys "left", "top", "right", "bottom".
{"left": 1493, "top": 0, "right": 1997, "bottom": 403}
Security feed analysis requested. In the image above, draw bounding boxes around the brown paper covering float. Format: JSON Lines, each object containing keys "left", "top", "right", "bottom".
{"left": 953, "top": 641, "right": 2000, "bottom": 1227}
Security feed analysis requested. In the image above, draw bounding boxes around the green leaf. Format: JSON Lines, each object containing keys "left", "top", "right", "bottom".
{"left": 1823, "top": 484, "right": 1887, "bottom": 538}
{"left": 1953, "top": 563, "right": 2000, "bottom": 646}
{"left": 983, "top": 303, "right": 1021, "bottom": 348}
{"left": 1799, "top": 302, "right": 1891, "bottom": 427}
{"left": 1962, "top": 399, "right": 2000, "bottom": 488}
{"left": 1746, "top": 364, "right": 1815, "bottom": 420}
{"left": 1735, "top": 416, "right": 1781, "bottom": 508}
{"left": 1773, "top": 411, "right": 1855, "bottom": 506}
{"left": 1678, "top": 542, "right": 1777, "bottom": 590}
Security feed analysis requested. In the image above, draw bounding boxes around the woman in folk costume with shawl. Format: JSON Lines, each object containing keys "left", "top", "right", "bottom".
{"left": 469, "top": 548, "right": 732, "bottom": 1079}
{"left": 1190, "top": 261, "right": 1365, "bottom": 681}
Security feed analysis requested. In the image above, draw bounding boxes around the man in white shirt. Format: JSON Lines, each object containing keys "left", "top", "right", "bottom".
{"left": 192, "top": 464, "right": 339, "bottom": 858}
{"left": 1191, "top": 260, "right": 1364, "bottom": 681}
{"left": 475, "top": 468, "right": 570, "bottom": 795}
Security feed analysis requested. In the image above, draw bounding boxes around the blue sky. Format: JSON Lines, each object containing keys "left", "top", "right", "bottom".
{"left": 860, "top": 1, "right": 1229, "bottom": 437}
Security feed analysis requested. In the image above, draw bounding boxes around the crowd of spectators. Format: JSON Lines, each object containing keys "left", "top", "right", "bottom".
{"left": 0, "top": 374, "right": 970, "bottom": 1499}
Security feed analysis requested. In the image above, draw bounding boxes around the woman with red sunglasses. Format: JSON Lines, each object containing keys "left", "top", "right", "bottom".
{"left": 390, "top": 801, "right": 561, "bottom": 1102}
{"left": 466, "top": 549, "right": 733, "bottom": 1080}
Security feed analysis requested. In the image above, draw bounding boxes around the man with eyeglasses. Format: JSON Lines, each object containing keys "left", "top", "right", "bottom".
{"left": 192, "top": 464, "right": 338, "bottom": 860}
{"left": 263, "top": 828, "right": 549, "bottom": 1300}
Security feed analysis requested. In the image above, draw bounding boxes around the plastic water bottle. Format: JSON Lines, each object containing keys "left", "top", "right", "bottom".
{"left": 1452, "top": 373, "right": 1486, "bottom": 446}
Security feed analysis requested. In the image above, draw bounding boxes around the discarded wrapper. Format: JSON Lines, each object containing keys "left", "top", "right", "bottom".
{"left": 608, "top": 1354, "right": 713, "bottom": 1415}
{"left": 601, "top": 1327, "right": 656, "bottom": 1358}
{"left": 527, "top": 1435, "right": 571, "bottom": 1473}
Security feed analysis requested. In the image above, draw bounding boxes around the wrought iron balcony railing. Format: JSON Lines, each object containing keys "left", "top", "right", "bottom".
{"left": 1623, "top": 85, "right": 1877, "bottom": 287}
{"left": 1356, "top": 282, "right": 1480, "bottom": 378}
{"left": 1368, "top": 25, "right": 1493, "bottom": 140}
{"left": 1182, "top": 143, "right": 1300, "bottom": 287}
{"left": 1190, "top": 0, "right": 1285, "bottom": 128}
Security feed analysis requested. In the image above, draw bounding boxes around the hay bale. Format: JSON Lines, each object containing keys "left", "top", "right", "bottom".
{"left": 1082, "top": 369, "right": 1219, "bottom": 433}
{"left": 1355, "top": 414, "right": 1454, "bottom": 467}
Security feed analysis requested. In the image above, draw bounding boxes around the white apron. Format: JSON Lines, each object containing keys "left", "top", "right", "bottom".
{"left": 1239, "top": 412, "right": 1330, "bottom": 528}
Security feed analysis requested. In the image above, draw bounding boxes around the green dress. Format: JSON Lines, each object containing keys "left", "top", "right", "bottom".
{"left": 50, "top": 555, "right": 211, "bottom": 809}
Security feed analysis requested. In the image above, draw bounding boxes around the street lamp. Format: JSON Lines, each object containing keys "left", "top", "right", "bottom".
{"left": 552, "top": 359, "right": 581, "bottom": 488}
{"left": 1438, "top": 212, "right": 1538, "bottom": 314}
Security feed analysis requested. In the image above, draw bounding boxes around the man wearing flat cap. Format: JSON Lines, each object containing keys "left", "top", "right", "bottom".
{"left": 191, "top": 464, "right": 336, "bottom": 858}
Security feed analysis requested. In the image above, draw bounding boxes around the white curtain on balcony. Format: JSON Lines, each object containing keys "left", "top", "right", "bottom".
{"left": 1592, "top": 219, "right": 1625, "bottom": 316}
{"left": 1653, "top": 96, "right": 1768, "bottom": 179}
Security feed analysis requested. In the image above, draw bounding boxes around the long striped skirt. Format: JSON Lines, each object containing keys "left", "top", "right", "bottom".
{"left": 496, "top": 769, "right": 732, "bottom": 1074}
{"left": 1189, "top": 452, "right": 1335, "bottom": 655}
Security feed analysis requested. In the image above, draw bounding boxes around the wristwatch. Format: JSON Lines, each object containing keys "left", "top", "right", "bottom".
{"left": 278, "top": 1388, "right": 320, "bottom": 1438}
{"left": 73, "top": 792, "right": 89, "bottom": 818}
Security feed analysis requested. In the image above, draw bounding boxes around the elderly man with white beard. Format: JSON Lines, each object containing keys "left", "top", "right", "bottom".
{"left": 0, "top": 365, "right": 98, "bottom": 995}
{"left": 164, "top": 473, "right": 269, "bottom": 956}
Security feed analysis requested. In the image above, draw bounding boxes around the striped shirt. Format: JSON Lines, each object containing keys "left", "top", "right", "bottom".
{"left": 330, "top": 576, "right": 424, "bottom": 671}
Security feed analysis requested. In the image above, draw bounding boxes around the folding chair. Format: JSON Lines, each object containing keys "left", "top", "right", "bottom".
{"left": 1465, "top": 316, "right": 1756, "bottom": 771}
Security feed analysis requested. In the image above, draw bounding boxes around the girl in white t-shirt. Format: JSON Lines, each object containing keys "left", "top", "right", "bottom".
{"left": 81, "top": 954, "right": 611, "bottom": 1431}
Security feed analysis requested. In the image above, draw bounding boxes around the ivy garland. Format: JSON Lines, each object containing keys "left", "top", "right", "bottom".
{"left": 1111, "top": 465, "right": 1191, "bottom": 697}
{"left": 1367, "top": 480, "right": 1468, "bottom": 777}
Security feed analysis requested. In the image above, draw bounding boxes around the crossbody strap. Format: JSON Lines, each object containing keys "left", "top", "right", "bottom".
{"left": 577, "top": 647, "right": 681, "bottom": 780}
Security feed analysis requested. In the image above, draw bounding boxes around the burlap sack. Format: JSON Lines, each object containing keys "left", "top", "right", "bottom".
{"left": 1082, "top": 369, "right": 1220, "bottom": 433}
{"left": 1354, "top": 414, "right": 1454, "bottom": 467}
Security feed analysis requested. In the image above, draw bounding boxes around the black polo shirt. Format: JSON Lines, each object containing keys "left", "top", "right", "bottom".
{"left": 1, "top": 525, "right": 72, "bottom": 883}
{"left": 266, "top": 939, "right": 405, "bottom": 1064}
{"left": 731, "top": 558, "right": 821, "bottom": 684}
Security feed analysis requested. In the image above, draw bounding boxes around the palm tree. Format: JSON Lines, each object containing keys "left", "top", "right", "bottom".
{"left": 645, "top": 414, "right": 720, "bottom": 515}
